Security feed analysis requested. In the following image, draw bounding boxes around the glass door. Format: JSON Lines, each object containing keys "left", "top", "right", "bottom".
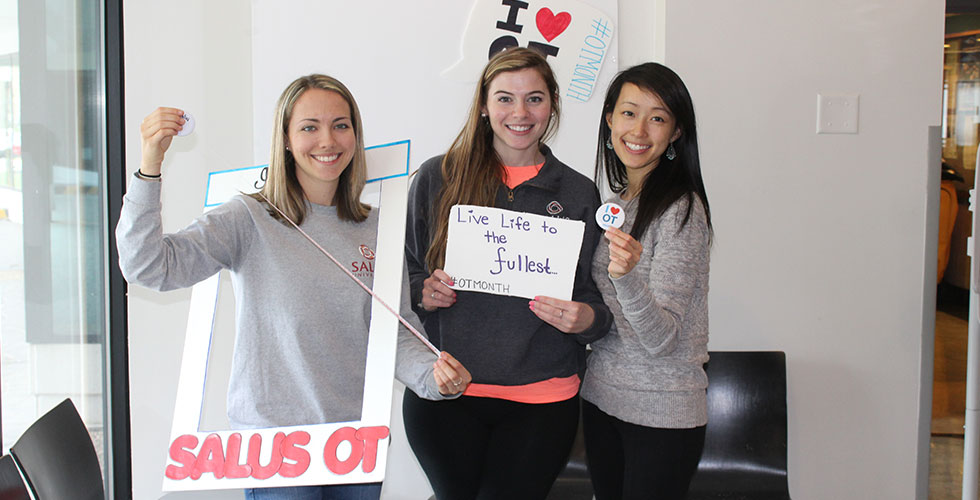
{"left": 0, "top": 0, "right": 111, "bottom": 490}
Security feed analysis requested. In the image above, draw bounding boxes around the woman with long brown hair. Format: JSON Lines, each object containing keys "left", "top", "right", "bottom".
{"left": 117, "top": 74, "right": 471, "bottom": 500}
{"left": 403, "top": 48, "right": 612, "bottom": 499}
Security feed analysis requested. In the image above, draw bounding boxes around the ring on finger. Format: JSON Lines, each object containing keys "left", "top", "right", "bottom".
{"left": 431, "top": 292, "right": 436, "bottom": 299}
{"left": 559, "top": 309, "right": 564, "bottom": 318}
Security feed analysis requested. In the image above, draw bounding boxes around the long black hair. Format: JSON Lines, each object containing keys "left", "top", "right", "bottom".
{"left": 595, "top": 63, "right": 712, "bottom": 241}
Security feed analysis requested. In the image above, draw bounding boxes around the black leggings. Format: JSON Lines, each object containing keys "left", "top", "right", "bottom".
{"left": 402, "top": 391, "right": 579, "bottom": 500}
{"left": 582, "top": 400, "right": 705, "bottom": 500}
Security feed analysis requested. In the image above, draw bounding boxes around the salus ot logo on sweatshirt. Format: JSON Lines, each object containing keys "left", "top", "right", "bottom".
{"left": 352, "top": 244, "right": 376, "bottom": 278}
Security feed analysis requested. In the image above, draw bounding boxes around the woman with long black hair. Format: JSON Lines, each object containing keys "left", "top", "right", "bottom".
{"left": 583, "top": 62, "right": 713, "bottom": 500}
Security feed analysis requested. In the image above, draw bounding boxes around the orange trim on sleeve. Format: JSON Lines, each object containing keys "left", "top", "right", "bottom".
{"left": 463, "top": 374, "right": 580, "bottom": 404}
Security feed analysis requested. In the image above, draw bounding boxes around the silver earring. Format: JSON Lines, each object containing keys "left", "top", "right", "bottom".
{"left": 480, "top": 113, "right": 487, "bottom": 118}
{"left": 665, "top": 142, "right": 676, "bottom": 160}
{"left": 605, "top": 138, "right": 614, "bottom": 150}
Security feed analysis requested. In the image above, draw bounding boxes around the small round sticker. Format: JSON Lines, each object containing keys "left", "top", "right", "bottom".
{"left": 595, "top": 202, "right": 625, "bottom": 230}
{"left": 177, "top": 113, "right": 195, "bottom": 137}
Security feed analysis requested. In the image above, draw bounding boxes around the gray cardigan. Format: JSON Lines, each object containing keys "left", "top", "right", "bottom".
{"left": 117, "top": 175, "right": 447, "bottom": 429}
{"left": 581, "top": 194, "right": 710, "bottom": 428}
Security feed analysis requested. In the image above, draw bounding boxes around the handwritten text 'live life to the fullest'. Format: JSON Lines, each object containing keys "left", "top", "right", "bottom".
{"left": 444, "top": 205, "right": 584, "bottom": 301}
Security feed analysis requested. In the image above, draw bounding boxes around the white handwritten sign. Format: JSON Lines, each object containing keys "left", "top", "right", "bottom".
{"left": 444, "top": 204, "right": 584, "bottom": 301}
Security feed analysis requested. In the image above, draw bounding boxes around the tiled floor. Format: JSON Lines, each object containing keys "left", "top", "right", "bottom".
{"left": 934, "top": 308, "right": 968, "bottom": 436}
{"left": 932, "top": 436, "right": 963, "bottom": 499}
{"left": 932, "top": 289, "right": 969, "bottom": 499}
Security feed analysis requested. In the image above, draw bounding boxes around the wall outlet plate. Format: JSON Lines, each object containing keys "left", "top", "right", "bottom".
{"left": 816, "top": 93, "right": 859, "bottom": 134}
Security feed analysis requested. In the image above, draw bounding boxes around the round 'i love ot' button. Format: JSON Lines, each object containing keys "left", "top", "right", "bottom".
{"left": 595, "top": 202, "right": 625, "bottom": 230}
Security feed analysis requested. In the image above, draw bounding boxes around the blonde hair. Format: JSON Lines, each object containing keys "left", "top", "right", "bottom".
{"left": 253, "top": 74, "right": 369, "bottom": 224}
{"left": 425, "top": 48, "right": 561, "bottom": 271}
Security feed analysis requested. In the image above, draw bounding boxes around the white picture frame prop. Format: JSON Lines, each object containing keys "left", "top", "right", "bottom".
{"left": 443, "top": 204, "right": 585, "bottom": 301}
{"left": 162, "top": 140, "right": 412, "bottom": 491}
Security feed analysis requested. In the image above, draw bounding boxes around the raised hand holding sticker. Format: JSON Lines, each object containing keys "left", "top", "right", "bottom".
{"left": 595, "top": 202, "right": 624, "bottom": 230}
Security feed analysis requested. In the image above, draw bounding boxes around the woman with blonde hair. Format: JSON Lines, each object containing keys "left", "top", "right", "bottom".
{"left": 403, "top": 48, "right": 612, "bottom": 499}
{"left": 117, "top": 74, "right": 471, "bottom": 500}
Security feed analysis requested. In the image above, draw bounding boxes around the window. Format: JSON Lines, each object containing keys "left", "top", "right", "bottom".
{"left": 943, "top": 19, "right": 980, "bottom": 171}
{"left": 0, "top": 0, "right": 125, "bottom": 495}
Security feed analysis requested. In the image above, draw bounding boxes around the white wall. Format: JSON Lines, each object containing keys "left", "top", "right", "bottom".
{"left": 124, "top": 0, "right": 945, "bottom": 499}
{"left": 660, "top": 1, "right": 943, "bottom": 498}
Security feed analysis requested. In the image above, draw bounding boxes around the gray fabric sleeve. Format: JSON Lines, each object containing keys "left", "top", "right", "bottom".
{"left": 610, "top": 198, "right": 709, "bottom": 356}
{"left": 394, "top": 260, "right": 460, "bottom": 401}
{"left": 115, "top": 175, "right": 252, "bottom": 291}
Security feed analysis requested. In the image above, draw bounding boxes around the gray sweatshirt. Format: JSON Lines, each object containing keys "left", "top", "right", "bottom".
{"left": 581, "top": 194, "right": 710, "bottom": 429}
{"left": 116, "top": 175, "right": 446, "bottom": 429}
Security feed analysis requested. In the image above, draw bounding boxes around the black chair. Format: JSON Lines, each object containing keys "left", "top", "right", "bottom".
{"left": 548, "top": 351, "right": 790, "bottom": 500}
{"left": 10, "top": 398, "right": 104, "bottom": 500}
{"left": 0, "top": 455, "right": 29, "bottom": 500}
{"left": 687, "top": 351, "right": 791, "bottom": 500}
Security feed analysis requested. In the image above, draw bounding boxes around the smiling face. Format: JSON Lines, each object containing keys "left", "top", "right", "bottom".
{"left": 482, "top": 68, "right": 552, "bottom": 166}
{"left": 605, "top": 82, "right": 682, "bottom": 185}
{"left": 286, "top": 88, "right": 356, "bottom": 205}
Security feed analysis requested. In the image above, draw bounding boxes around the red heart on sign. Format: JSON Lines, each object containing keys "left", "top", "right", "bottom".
{"left": 610, "top": 206, "right": 620, "bottom": 215}
{"left": 536, "top": 8, "right": 571, "bottom": 42}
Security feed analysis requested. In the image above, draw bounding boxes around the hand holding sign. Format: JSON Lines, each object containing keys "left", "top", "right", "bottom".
{"left": 605, "top": 226, "right": 643, "bottom": 279}
{"left": 420, "top": 269, "right": 457, "bottom": 312}
{"left": 529, "top": 295, "right": 596, "bottom": 334}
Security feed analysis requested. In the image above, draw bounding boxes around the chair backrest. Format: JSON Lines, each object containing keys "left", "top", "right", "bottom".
{"left": 688, "top": 351, "right": 790, "bottom": 496}
{"left": 10, "top": 399, "right": 104, "bottom": 500}
{"left": 0, "top": 455, "right": 29, "bottom": 500}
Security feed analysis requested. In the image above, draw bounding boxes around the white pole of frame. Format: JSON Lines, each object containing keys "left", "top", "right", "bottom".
{"left": 964, "top": 146, "right": 980, "bottom": 500}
